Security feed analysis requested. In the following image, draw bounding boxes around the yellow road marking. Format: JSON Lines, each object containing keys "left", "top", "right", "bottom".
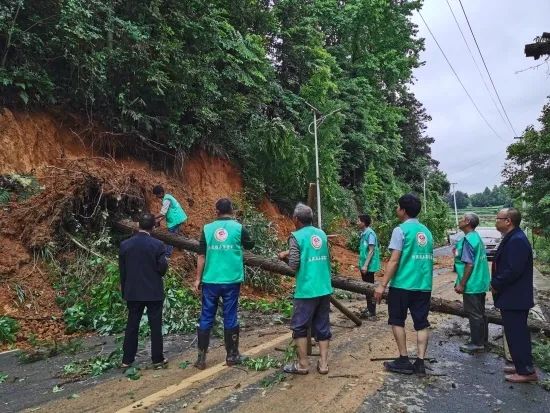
{"left": 115, "top": 332, "right": 292, "bottom": 413}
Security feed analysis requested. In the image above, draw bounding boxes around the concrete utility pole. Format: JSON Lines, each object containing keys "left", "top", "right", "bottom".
{"left": 451, "top": 182, "right": 459, "bottom": 227}
{"left": 304, "top": 101, "right": 341, "bottom": 229}
{"left": 423, "top": 177, "right": 427, "bottom": 213}
{"left": 312, "top": 110, "right": 322, "bottom": 228}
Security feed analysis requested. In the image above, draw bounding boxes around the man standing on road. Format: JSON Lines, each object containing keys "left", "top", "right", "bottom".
{"left": 454, "top": 213, "right": 490, "bottom": 353}
{"left": 492, "top": 208, "right": 538, "bottom": 383}
{"left": 374, "top": 194, "right": 433, "bottom": 376}
{"left": 119, "top": 213, "right": 168, "bottom": 369}
{"left": 358, "top": 214, "right": 381, "bottom": 319}
{"left": 153, "top": 185, "right": 188, "bottom": 258}
{"left": 278, "top": 203, "right": 333, "bottom": 375}
{"left": 193, "top": 198, "right": 254, "bottom": 370}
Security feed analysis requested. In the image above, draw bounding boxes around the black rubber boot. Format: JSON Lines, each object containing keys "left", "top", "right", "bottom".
{"left": 194, "top": 328, "right": 210, "bottom": 370}
{"left": 224, "top": 327, "right": 246, "bottom": 366}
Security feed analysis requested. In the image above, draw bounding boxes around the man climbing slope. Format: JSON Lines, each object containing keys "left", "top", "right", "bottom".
{"left": 152, "top": 185, "right": 188, "bottom": 258}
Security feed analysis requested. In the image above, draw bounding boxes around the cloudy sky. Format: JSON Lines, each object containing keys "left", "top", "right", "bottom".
{"left": 410, "top": 0, "right": 550, "bottom": 194}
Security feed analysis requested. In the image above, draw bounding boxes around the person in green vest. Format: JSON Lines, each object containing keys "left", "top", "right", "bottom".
{"left": 454, "top": 212, "right": 490, "bottom": 353}
{"left": 278, "top": 203, "right": 333, "bottom": 375}
{"left": 152, "top": 185, "right": 188, "bottom": 258}
{"left": 374, "top": 194, "right": 433, "bottom": 376}
{"left": 357, "top": 213, "right": 382, "bottom": 319}
{"left": 193, "top": 198, "right": 254, "bottom": 370}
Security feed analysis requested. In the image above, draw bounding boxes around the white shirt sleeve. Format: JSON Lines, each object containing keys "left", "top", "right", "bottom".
{"left": 159, "top": 199, "right": 171, "bottom": 215}
{"left": 388, "top": 227, "right": 404, "bottom": 251}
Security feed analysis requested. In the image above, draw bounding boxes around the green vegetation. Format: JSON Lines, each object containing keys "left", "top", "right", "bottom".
{"left": 240, "top": 298, "right": 293, "bottom": 318}
{"left": 504, "top": 99, "right": 550, "bottom": 271}
{"left": 61, "top": 347, "right": 122, "bottom": 379}
{"left": 0, "top": 174, "right": 42, "bottom": 204}
{"left": 0, "top": 0, "right": 449, "bottom": 230}
{"left": 242, "top": 355, "right": 281, "bottom": 371}
{"left": 0, "top": 316, "right": 19, "bottom": 344}
{"left": 54, "top": 249, "right": 200, "bottom": 336}
{"left": 237, "top": 198, "right": 286, "bottom": 293}
{"left": 533, "top": 339, "right": 550, "bottom": 373}
{"left": 0, "top": 372, "right": 8, "bottom": 384}
{"left": 446, "top": 185, "right": 512, "bottom": 210}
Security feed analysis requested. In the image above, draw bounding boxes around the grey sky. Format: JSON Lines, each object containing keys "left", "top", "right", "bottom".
{"left": 411, "top": 0, "right": 550, "bottom": 194}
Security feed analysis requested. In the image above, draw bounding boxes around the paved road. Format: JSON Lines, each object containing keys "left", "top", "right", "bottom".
{"left": 359, "top": 317, "right": 550, "bottom": 413}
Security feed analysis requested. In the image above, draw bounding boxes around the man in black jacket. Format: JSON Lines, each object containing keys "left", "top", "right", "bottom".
{"left": 492, "top": 208, "right": 538, "bottom": 383}
{"left": 119, "top": 213, "right": 168, "bottom": 368}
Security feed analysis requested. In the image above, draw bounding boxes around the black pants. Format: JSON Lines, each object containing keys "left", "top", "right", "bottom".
{"left": 361, "top": 271, "right": 376, "bottom": 316}
{"left": 501, "top": 309, "right": 535, "bottom": 375}
{"left": 463, "top": 293, "right": 488, "bottom": 346}
{"left": 122, "top": 301, "right": 164, "bottom": 364}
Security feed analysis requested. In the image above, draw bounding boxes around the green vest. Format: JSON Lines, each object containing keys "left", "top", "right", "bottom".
{"left": 358, "top": 228, "right": 382, "bottom": 272}
{"left": 292, "top": 226, "right": 333, "bottom": 299}
{"left": 163, "top": 194, "right": 187, "bottom": 229}
{"left": 390, "top": 221, "right": 433, "bottom": 291}
{"left": 454, "top": 231, "right": 490, "bottom": 294}
{"left": 202, "top": 219, "right": 244, "bottom": 284}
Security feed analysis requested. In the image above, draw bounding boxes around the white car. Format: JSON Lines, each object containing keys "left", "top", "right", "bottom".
{"left": 448, "top": 227, "right": 502, "bottom": 261}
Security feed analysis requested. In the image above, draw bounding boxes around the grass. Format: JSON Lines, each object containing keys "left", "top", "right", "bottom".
{"left": 0, "top": 317, "right": 19, "bottom": 344}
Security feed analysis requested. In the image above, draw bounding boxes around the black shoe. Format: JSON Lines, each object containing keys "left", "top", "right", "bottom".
{"left": 413, "top": 358, "right": 426, "bottom": 377}
{"left": 224, "top": 327, "right": 247, "bottom": 366}
{"left": 383, "top": 357, "right": 414, "bottom": 375}
{"left": 194, "top": 328, "right": 210, "bottom": 370}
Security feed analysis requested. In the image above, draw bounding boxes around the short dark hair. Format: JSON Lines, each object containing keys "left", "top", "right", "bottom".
{"left": 358, "top": 214, "right": 371, "bottom": 226}
{"left": 152, "top": 185, "right": 165, "bottom": 196}
{"left": 216, "top": 198, "right": 233, "bottom": 215}
{"left": 398, "top": 193, "right": 421, "bottom": 218}
{"left": 507, "top": 208, "right": 522, "bottom": 227}
{"left": 139, "top": 213, "right": 155, "bottom": 230}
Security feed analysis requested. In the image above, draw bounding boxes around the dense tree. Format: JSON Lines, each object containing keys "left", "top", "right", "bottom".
{"left": 504, "top": 99, "right": 550, "bottom": 233}
{"left": 0, "top": 0, "right": 449, "bottom": 237}
{"left": 469, "top": 185, "right": 512, "bottom": 207}
{"left": 447, "top": 190, "right": 469, "bottom": 209}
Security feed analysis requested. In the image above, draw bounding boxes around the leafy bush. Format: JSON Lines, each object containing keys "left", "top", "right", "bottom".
{"left": 56, "top": 250, "right": 200, "bottom": 336}
{"left": 236, "top": 197, "right": 285, "bottom": 293}
{"left": 240, "top": 298, "right": 292, "bottom": 318}
{"left": 533, "top": 340, "right": 550, "bottom": 373}
{"left": 0, "top": 316, "right": 19, "bottom": 344}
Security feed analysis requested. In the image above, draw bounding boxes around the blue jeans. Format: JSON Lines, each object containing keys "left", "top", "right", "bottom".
{"left": 198, "top": 283, "right": 240, "bottom": 331}
{"left": 165, "top": 224, "right": 181, "bottom": 257}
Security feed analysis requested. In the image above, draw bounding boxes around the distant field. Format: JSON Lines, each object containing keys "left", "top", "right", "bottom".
{"left": 448, "top": 206, "right": 501, "bottom": 228}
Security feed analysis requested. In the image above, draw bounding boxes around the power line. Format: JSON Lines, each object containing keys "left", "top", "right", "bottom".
{"left": 445, "top": 0, "right": 511, "bottom": 133}
{"left": 457, "top": 0, "right": 519, "bottom": 137}
{"left": 417, "top": 11, "right": 507, "bottom": 142}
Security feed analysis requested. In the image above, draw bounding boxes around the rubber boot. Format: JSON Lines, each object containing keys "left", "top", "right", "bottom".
{"left": 194, "top": 328, "right": 210, "bottom": 370}
{"left": 224, "top": 327, "right": 246, "bottom": 366}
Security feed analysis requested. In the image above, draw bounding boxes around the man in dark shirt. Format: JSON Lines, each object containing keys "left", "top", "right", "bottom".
{"left": 492, "top": 208, "right": 538, "bottom": 383}
{"left": 119, "top": 213, "right": 168, "bottom": 368}
{"left": 193, "top": 198, "right": 254, "bottom": 370}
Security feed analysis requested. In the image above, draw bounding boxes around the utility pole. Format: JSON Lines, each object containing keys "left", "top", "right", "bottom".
{"left": 312, "top": 110, "right": 322, "bottom": 229}
{"left": 423, "top": 177, "right": 427, "bottom": 213}
{"left": 451, "top": 182, "right": 459, "bottom": 227}
{"left": 304, "top": 101, "right": 341, "bottom": 229}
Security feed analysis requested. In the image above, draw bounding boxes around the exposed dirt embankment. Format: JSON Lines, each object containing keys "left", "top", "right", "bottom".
{"left": 0, "top": 109, "right": 278, "bottom": 346}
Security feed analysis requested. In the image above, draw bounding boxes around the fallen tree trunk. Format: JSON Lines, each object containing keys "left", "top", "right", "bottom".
{"left": 114, "top": 220, "right": 549, "bottom": 334}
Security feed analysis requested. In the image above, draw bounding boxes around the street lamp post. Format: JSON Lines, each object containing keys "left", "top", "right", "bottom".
{"left": 305, "top": 102, "right": 341, "bottom": 229}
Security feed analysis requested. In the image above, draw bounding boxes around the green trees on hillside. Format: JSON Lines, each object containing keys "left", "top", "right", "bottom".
{"left": 0, "top": 0, "right": 449, "bottom": 234}
{"left": 504, "top": 99, "right": 550, "bottom": 234}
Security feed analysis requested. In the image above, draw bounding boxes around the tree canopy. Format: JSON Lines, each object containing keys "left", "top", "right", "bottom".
{"left": 0, "top": 0, "right": 449, "bottom": 238}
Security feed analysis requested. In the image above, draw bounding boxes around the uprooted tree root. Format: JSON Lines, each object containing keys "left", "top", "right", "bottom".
{"left": 0, "top": 158, "right": 174, "bottom": 348}
{"left": 1, "top": 158, "right": 159, "bottom": 251}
